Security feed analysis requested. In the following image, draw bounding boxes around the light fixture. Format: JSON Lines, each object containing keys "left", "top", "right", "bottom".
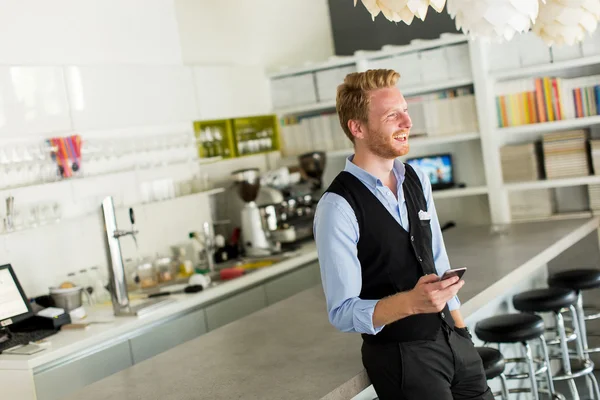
{"left": 446, "top": 0, "right": 541, "bottom": 41}
{"left": 533, "top": 0, "right": 600, "bottom": 46}
{"left": 354, "top": 0, "right": 446, "bottom": 24}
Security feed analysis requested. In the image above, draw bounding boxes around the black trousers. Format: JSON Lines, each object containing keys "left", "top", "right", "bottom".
{"left": 362, "top": 326, "right": 494, "bottom": 400}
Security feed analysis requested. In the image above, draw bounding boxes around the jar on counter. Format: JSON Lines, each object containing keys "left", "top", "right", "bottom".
{"left": 137, "top": 260, "right": 158, "bottom": 289}
{"left": 154, "top": 256, "right": 176, "bottom": 283}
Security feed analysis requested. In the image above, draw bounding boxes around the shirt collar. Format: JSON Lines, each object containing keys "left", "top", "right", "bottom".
{"left": 344, "top": 155, "right": 405, "bottom": 190}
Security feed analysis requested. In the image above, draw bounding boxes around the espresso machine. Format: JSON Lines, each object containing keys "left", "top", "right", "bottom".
{"left": 232, "top": 168, "right": 278, "bottom": 257}
{"left": 261, "top": 151, "right": 327, "bottom": 245}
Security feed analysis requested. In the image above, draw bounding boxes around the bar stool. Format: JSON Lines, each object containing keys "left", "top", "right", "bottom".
{"left": 513, "top": 287, "right": 600, "bottom": 400}
{"left": 477, "top": 347, "right": 509, "bottom": 399}
{"left": 475, "top": 313, "right": 556, "bottom": 400}
{"left": 548, "top": 269, "right": 600, "bottom": 357}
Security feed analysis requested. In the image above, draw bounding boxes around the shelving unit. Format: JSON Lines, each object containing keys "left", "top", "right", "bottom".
{"left": 267, "top": 32, "right": 600, "bottom": 224}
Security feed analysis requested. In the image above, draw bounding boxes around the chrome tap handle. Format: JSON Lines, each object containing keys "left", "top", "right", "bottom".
{"left": 129, "top": 208, "right": 137, "bottom": 248}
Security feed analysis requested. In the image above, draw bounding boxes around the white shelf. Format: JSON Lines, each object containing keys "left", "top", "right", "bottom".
{"left": 497, "top": 115, "right": 600, "bottom": 136}
{"left": 274, "top": 78, "right": 474, "bottom": 116}
{"left": 268, "top": 34, "right": 468, "bottom": 79}
{"left": 0, "top": 187, "right": 225, "bottom": 237}
{"left": 326, "top": 132, "right": 480, "bottom": 157}
{"left": 504, "top": 175, "right": 600, "bottom": 192}
{"left": 492, "top": 55, "right": 600, "bottom": 80}
{"left": 410, "top": 132, "right": 480, "bottom": 146}
{"left": 275, "top": 101, "right": 336, "bottom": 116}
{"left": 432, "top": 186, "right": 488, "bottom": 199}
{"left": 511, "top": 211, "right": 594, "bottom": 224}
{"left": 403, "top": 77, "right": 473, "bottom": 97}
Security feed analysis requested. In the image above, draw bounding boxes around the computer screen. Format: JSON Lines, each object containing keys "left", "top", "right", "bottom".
{"left": 406, "top": 153, "right": 454, "bottom": 190}
{"left": 0, "top": 264, "right": 32, "bottom": 327}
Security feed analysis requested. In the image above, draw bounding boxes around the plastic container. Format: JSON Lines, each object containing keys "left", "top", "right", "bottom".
{"left": 136, "top": 260, "right": 157, "bottom": 289}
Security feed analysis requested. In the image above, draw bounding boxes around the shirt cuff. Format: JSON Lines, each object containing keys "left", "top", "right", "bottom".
{"left": 353, "top": 299, "right": 384, "bottom": 335}
{"left": 447, "top": 295, "right": 461, "bottom": 311}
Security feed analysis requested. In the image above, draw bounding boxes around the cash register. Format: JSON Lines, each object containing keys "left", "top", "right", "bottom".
{"left": 0, "top": 264, "right": 67, "bottom": 354}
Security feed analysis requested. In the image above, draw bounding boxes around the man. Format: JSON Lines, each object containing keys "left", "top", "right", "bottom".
{"left": 313, "top": 69, "right": 492, "bottom": 400}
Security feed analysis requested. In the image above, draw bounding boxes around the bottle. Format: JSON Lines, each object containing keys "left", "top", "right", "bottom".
{"left": 189, "top": 232, "right": 208, "bottom": 273}
{"left": 90, "top": 266, "right": 111, "bottom": 304}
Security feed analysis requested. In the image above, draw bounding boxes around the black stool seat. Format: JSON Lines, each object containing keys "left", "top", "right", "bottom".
{"left": 476, "top": 347, "right": 505, "bottom": 380}
{"left": 475, "top": 313, "right": 545, "bottom": 343}
{"left": 548, "top": 269, "right": 600, "bottom": 291}
{"left": 513, "top": 288, "right": 577, "bottom": 312}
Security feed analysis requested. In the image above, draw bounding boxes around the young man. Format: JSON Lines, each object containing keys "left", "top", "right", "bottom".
{"left": 313, "top": 69, "right": 493, "bottom": 399}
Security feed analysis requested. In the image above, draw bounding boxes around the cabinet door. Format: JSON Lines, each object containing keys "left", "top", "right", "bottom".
{"left": 205, "top": 286, "right": 267, "bottom": 331}
{"left": 265, "top": 262, "right": 320, "bottom": 306}
{"left": 34, "top": 340, "right": 132, "bottom": 400}
{"left": 129, "top": 307, "right": 207, "bottom": 364}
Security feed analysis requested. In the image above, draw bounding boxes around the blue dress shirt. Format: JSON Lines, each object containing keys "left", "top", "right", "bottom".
{"left": 313, "top": 156, "right": 461, "bottom": 335}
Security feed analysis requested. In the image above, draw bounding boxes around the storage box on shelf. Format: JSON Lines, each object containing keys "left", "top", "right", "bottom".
{"left": 231, "top": 114, "right": 280, "bottom": 157}
{"left": 270, "top": 73, "right": 317, "bottom": 111}
{"left": 315, "top": 65, "right": 356, "bottom": 103}
{"left": 193, "top": 119, "right": 235, "bottom": 160}
{"left": 193, "top": 114, "right": 280, "bottom": 160}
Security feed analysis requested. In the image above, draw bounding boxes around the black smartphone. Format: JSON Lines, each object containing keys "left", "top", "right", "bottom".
{"left": 440, "top": 267, "right": 467, "bottom": 281}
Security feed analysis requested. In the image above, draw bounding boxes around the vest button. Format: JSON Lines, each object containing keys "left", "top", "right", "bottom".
{"left": 418, "top": 257, "right": 422, "bottom": 262}
{"left": 410, "top": 236, "right": 414, "bottom": 242}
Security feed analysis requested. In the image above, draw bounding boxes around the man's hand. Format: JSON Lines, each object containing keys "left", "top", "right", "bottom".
{"left": 372, "top": 274, "right": 464, "bottom": 328}
{"left": 408, "top": 274, "right": 464, "bottom": 315}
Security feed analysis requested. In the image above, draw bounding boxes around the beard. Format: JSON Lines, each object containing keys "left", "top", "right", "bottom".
{"left": 364, "top": 129, "right": 410, "bottom": 159}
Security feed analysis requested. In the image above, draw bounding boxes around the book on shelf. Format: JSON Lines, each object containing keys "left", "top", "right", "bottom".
{"left": 279, "top": 113, "right": 351, "bottom": 157}
{"left": 542, "top": 130, "right": 590, "bottom": 179}
{"left": 278, "top": 87, "right": 478, "bottom": 156}
{"left": 500, "top": 143, "right": 541, "bottom": 182}
{"left": 407, "top": 87, "right": 478, "bottom": 136}
{"left": 588, "top": 184, "right": 600, "bottom": 210}
{"left": 495, "top": 75, "right": 600, "bottom": 128}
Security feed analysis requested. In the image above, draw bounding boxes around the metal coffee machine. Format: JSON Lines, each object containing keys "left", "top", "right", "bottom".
{"left": 232, "top": 168, "right": 278, "bottom": 257}
{"left": 261, "top": 151, "right": 327, "bottom": 245}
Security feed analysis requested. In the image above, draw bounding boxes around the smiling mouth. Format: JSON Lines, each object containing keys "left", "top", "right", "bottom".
{"left": 393, "top": 131, "right": 409, "bottom": 143}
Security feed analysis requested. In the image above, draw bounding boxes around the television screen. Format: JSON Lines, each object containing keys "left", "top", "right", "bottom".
{"left": 406, "top": 154, "right": 454, "bottom": 189}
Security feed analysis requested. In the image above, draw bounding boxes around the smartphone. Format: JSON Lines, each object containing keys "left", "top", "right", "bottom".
{"left": 440, "top": 267, "right": 467, "bottom": 281}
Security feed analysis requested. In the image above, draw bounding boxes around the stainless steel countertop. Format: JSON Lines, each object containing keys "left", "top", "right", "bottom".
{"left": 66, "top": 218, "right": 599, "bottom": 400}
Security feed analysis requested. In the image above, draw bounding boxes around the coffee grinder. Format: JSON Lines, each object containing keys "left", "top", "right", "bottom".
{"left": 232, "top": 168, "right": 275, "bottom": 257}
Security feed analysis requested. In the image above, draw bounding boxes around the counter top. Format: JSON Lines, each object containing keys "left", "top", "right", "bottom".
{"left": 66, "top": 218, "right": 600, "bottom": 400}
{"left": 0, "top": 243, "right": 319, "bottom": 371}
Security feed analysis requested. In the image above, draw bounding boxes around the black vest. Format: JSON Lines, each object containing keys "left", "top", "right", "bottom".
{"left": 325, "top": 163, "right": 454, "bottom": 344}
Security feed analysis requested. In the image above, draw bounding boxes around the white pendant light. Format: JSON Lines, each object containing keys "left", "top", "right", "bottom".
{"left": 533, "top": 0, "right": 600, "bottom": 46}
{"left": 354, "top": 0, "right": 447, "bottom": 24}
{"left": 447, "top": 0, "right": 541, "bottom": 42}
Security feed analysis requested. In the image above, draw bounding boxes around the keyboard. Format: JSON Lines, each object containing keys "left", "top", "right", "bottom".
{"left": 0, "top": 329, "right": 57, "bottom": 353}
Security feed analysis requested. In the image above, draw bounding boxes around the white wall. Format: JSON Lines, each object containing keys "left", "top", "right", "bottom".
{"left": 0, "top": 1, "right": 275, "bottom": 297}
{"left": 174, "top": 0, "right": 335, "bottom": 70}
{"left": 0, "top": 0, "right": 182, "bottom": 65}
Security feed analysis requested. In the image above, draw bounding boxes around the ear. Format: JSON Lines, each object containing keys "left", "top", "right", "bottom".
{"left": 347, "top": 119, "right": 366, "bottom": 140}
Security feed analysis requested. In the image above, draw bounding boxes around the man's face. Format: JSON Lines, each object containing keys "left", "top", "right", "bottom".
{"left": 361, "top": 86, "right": 412, "bottom": 159}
